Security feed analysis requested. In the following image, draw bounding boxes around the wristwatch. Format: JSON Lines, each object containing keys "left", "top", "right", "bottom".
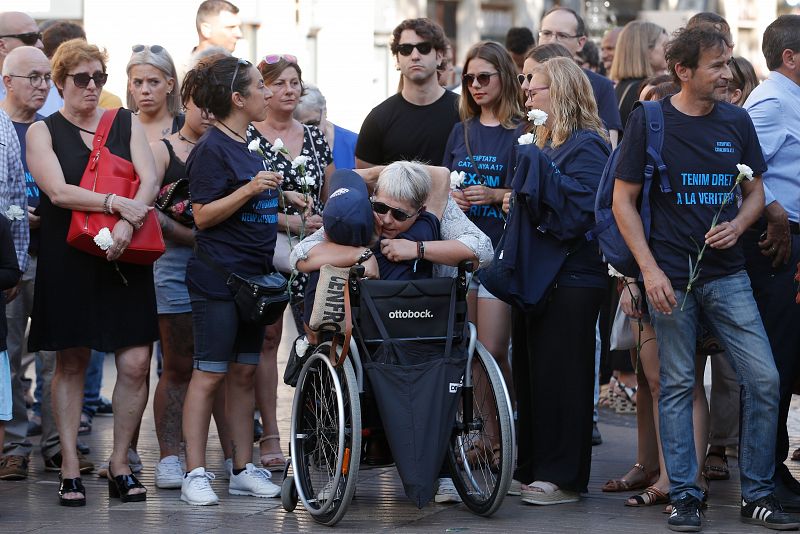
{"left": 356, "top": 248, "right": 374, "bottom": 265}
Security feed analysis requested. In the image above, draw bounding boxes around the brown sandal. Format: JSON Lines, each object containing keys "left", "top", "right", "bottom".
{"left": 626, "top": 485, "right": 669, "bottom": 507}
{"left": 602, "top": 463, "right": 657, "bottom": 492}
{"left": 703, "top": 450, "right": 730, "bottom": 481}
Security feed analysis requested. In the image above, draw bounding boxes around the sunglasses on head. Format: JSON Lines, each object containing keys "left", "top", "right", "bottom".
{"left": 396, "top": 42, "right": 433, "bottom": 56}
{"left": 131, "top": 44, "right": 165, "bottom": 54}
{"left": 517, "top": 73, "right": 533, "bottom": 85}
{"left": 67, "top": 71, "right": 108, "bottom": 89}
{"left": 261, "top": 54, "right": 298, "bottom": 66}
{"left": 230, "top": 57, "right": 251, "bottom": 93}
{"left": 371, "top": 200, "right": 420, "bottom": 222}
{"left": 0, "top": 32, "right": 42, "bottom": 46}
{"left": 463, "top": 72, "right": 498, "bottom": 87}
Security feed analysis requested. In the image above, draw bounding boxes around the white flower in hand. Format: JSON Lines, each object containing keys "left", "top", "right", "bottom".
{"left": 247, "top": 139, "right": 261, "bottom": 153}
{"left": 608, "top": 264, "right": 625, "bottom": 279}
{"left": 270, "top": 138, "right": 285, "bottom": 153}
{"left": 527, "top": 109, "right": 548, "bottom": 126}
{"left": 300, "top": 173, "right": 316, "bottom": 187}
{"left": 93, "top": 227, "right": 114, "bottom": 251}
{"left": 449, "top": 170, "right": 465, "bottom": 190}
{"left": 295, "top": 336, "right": 310, "bottom": 357}
{"left": 736, "top": 163, "right": 754, "bottom": 181}
{"left": 291, "top": 155, "right": 310, "bottom": 169}
{"left": 4, "top": 204, "right": 25, "bottom": 221}
{"left": 518, "top": 132, "right": 535, "bottom": 145}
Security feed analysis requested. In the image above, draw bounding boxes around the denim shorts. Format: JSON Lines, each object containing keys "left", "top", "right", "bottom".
{"left": 154, "top": 241, "right": 192, "bottom": 315}
{"left": 468, "top": 273, "right": 499, "bottom": 300}
{"left": 0, "top": 350, "right": 11, "bottom": 421}
{"left": 189, "top": 291, "right": 264, "bottom": 373}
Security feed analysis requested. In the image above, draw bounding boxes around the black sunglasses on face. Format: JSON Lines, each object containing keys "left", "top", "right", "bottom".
{"left": 463, "top": 72, "right": 498, "bottom": 87}
{"left": 67, "top": 71, "right": 108, "bottom": 89}
{"left": 0, "top": 32, "right": 42, "bottom": 45}
{"left": 396, "top": 42, "right": 433, "bottom": 56}
{"left": 371, "top": 200, "right": 419, "bottom": 222}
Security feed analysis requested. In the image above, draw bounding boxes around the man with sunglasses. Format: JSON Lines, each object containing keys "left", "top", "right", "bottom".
{"left": 537, "top": 7, "right": 621, "bottom": 148}
{"left": 0, "top": 12, "right": 43, "bottom": 102}
{"left": 356, "top": 18, "right": 459, "bottom": 168}
{"left": 0, "top": 45, "right": 48, "bottom": 482}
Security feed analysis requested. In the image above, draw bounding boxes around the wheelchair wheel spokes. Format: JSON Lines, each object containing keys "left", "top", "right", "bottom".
{"left": 289, "top": 347, "right": 361, "bottom": 526}
{"left": 448, "top": 341, "right": 513, "bottom": 516}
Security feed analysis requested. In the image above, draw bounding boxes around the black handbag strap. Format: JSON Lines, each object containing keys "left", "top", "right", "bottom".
{"left": 463, "top": 121, "right": 486, "bottom": 186}
{"left": 360, "top": 279, "right": 458, "bottom": 358}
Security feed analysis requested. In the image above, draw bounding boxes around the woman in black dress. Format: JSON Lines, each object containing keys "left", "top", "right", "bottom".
{"left": 26, "top": 39, "right": 159, "bottom": 506}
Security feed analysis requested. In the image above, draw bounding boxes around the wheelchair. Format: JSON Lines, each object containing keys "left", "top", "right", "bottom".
{"left": 281, "top": 262, "right": 514, "bottom": 526}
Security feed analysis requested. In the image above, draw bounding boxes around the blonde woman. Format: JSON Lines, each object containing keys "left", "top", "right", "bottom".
{"left": 511, "top": 58, "right": 611, "bottom": 505}
{"left": 442, "top": 41, "right": 523, "bottom": 448}
{"left": 126, "top": 44, "right": 182, "bottom": 142}
{"left": 609, "top": 21, "right": 668, "bottom": 130}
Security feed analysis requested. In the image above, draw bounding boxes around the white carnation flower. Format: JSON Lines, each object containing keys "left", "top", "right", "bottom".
{"left": 527, "top": 109, "right": 548, "bottom": 126}
{"left": 4, "top": 204, "right": 24, "bottom": 221}
{"left": 247, "top": 139, "right": 261, "bottom": 153}
{"left": 291, "top": 155, "right": 310, "bottom": 169}
{"left": 608, "top": 264, "right": 625, "bottom": 279}
{"left": 93, "top": 227, "right": 114, "bottom": 251}
{"left": 736, "top": 163, "right": 754, "bottom": 181}
{"left": 295, "top": 336, "right": 310, "bottom": 358}
{"left": 301, "top": 173, "right": 316, "bottom": 187}
{"left": 449, "top": 170, "right": 465, "bottom": 190}
{"left": 270, "top": 138, "right": 285, "bottom": 153}
{"left": 517, "top": 132, "right": 535, "bottom": 145}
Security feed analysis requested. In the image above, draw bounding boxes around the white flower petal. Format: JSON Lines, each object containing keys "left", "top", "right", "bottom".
{"left": 93, "top": 227, "right": 115, "bottom": 251}
{"left": 270, "top": 138, "right": 285, "bottom": 153}
{"left": 295, "top": 336, "right": 310, "bottom": 357}
{"left": 4, "top": 204, "right": 25, "bottom": 221}
{"left": 527, "top": 109, "right": 548, "bottom": 126}
{"left": 608, "top": 264, "right": 625, "bottom": 279}
{"left": 291, "top": 155, "right": 310, "bottom": 169}
{"left": 449, "top": 170, "right": 465, "bottom": 190}
{"left": 517, "top": 132, "right": 535, "bottom": 145}
{"left": 247, "top": 139, "right": 261, "bottom": 153}
{"left": 736, "top": 163, "right": 754, "bottom": 181}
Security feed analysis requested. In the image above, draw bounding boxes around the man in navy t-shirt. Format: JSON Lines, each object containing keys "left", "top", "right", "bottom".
{"left": 613, "top": 26, "right": 795, "bottom": 531}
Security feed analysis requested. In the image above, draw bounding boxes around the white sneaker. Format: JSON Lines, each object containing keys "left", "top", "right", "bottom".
{"left": 156, "top": 455, "right": 184, "bottom": 489}
{"left": 228, "top": 463, "right": 281, "bottom": 498}
{"left": 218, "top": 458, "right": 232, "bottom": 480}
{"left": 508, "top": 479, "right": 522, "bottom": 496}
{"left": 181, "top": 467, "right": 219, "bottom": 506}
{"left": 434, "top": 477, "right": 462, "bottom": 503}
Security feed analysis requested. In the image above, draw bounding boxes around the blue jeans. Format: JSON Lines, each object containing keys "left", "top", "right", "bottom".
{"left": 649, "top": 270, "right": 778, "bottom": 502}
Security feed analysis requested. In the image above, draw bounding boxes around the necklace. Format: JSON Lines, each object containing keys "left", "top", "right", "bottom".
{"left": 177, "top": 129, "right": 196, "bottom": 145}
{"left": 217, "top": 119, "right": 247, "bottom": 143}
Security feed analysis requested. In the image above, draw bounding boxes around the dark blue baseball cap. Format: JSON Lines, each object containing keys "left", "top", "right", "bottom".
{"left": 323, "top": 169, "right": 373, "bottom": 247}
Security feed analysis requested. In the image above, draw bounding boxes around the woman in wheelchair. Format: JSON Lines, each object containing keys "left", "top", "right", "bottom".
{"left": 289, "top": 161, "right": 494, "bottom": 503}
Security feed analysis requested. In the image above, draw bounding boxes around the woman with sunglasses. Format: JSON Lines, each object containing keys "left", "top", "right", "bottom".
{"left": 510, "top": 58, "right": 610, "bottom": 506}
{"left": 26, "top": 39, "right": 159, "bottom": 506}
{"left": 442, "top": 41, "right": 523, "bottom": 444}
{"left": 126, "top": 44, "right": 183, "bottom": 142}
{"left": 179, "top": 55, "right": 303, "bottom": 506}
{"left": 248, "top": 53, "right": 333, "bottom": 472}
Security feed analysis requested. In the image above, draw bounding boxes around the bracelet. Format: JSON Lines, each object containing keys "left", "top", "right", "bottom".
{"left": 417, "top": 241, "right": 425, "bottom": 260}
{"left": 102, "top": 193, "right": 112, "bottom": 214}
{"left": 356, "top": 248, "right": 373, "bottom": 265}
{"left": 119, "top": 216, "right": 137, "bottom": 229}
{"left": 107, "top": 193, "right": 116, "bottom": 214}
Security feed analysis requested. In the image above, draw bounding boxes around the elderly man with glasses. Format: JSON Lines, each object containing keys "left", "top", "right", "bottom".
{"left": 0, "top": 11, "right": 43, "bottom": 102}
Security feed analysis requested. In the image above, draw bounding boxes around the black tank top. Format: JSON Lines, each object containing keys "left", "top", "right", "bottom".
{"left": 161, "top": 138, "right": 187, "bottom": 185}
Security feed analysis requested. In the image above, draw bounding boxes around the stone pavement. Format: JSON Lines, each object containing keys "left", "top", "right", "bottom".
{"left": 1, "top": 317, "right": 798, "bottom": 533}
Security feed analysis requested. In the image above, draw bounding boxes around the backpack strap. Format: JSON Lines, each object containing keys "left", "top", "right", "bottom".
{"left": 638, "top": 100, "right": 671, "bottom": 193}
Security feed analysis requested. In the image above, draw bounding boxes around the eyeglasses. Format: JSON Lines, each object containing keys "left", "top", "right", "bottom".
{"left": 539, "top": 30, "right": 581, "bottom": 41}
{"left": 0, "top": 32, "right": 42, "bottom": 45}
{"left": 396, "top": 42, "right": 433, "bottom": 56}
{"left": 261, "top": 54, "right": 298, "bottom": 66}
{"left": 8, "top": 73, "right": 51, "bottom": 88}
{"left": 462, "top": 72, "right": 499, "bottom": 87}
{"left": 527, "top": 86, "right": 550, "bottom": 97}
{"left": 131, "top": 44, "right": 165, "bottom": 54}
{"left": 371, "top": 200, "right": 420, "bottom": 222}
{"left": 517, "top": 73, "right": 533, "bottom": 85}
{"left": 66, "top": 71, "right": 108, "bottom": 89}
{"left": 230, "top": 57, "right": 251, "bottom": 93}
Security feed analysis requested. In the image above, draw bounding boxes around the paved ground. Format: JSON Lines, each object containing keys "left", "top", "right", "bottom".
{"left": 2, "top": 316, "right": 798, "bottom": 533}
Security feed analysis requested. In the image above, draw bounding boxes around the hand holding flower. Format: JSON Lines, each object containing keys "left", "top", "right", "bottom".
{"left": 450, "top": 188, "right": 470, "bottom": 212}
{"left": 704, "top": 219, "right": 741, "bottom": 250}
{"left": 249, "top": 171, "right": 282, "bottom": 195}
{"left": 108, "top": 220, "right": 133, "bottom": 261}
{"left": 449, "top": 170, "right": 465, "bottom": 190}
{"left": 463, "top": 185, "right": 499, "bottom": 205}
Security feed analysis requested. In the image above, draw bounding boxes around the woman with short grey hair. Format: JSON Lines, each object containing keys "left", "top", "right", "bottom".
{"left": 126, "top": 44, "right": 183, "bottom": 141}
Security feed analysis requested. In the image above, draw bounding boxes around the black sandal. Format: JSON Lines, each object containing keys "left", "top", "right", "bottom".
{"left": 59, "top": 476, "right": 86, "bottom": 507}
{"left": 108, "top": 468, "right": 147, "bottom": 503}
{"left": 703, "top": 450, "right": 730, "bottom": 481}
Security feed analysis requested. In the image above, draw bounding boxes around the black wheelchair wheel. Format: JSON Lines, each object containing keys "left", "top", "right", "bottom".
{"left": 447, "top": 340, "right": 513, "bottom": 516}
{"left": 289, "top": 345, "right": 361, "bottom": 526}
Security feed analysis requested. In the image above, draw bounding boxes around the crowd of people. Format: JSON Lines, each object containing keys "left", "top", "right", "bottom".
{"left": 0, "top": 1, "right": 799, "bottom": 531}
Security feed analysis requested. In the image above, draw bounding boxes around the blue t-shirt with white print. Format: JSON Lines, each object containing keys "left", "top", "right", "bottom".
{"left": 615, "top": 97, "right": 767, "bottom": 287}
{"left": 186, "top": 126, "right": 279, "bottom": 299}
{"left": 12, "top": 116, "right": 42, "bottom": 255}
{"left": 442, "top": 118, "right": 519, "bottom": 247}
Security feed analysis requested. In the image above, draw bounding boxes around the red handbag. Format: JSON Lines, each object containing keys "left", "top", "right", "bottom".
{"left": 66, "top": 109, "right": 165, "bottom": 265}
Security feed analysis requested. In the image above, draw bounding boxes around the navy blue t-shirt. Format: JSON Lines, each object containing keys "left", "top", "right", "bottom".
{"left": 585, "top": 69, "right": 623, "bottom": 133}
{"left": 373, "top": 211, "right": 440, "bottom": 280}
{"left": 13, "top": 117, "right": 42, "bottom": 254}
{"left": 185, "top": 127, "right": 279, "bottom": 299}
{"left": 616, "top": 97, "right": 767, "bottom": 287}
{"left": 442, "top": 119, "right": 518, "bottom": 247}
